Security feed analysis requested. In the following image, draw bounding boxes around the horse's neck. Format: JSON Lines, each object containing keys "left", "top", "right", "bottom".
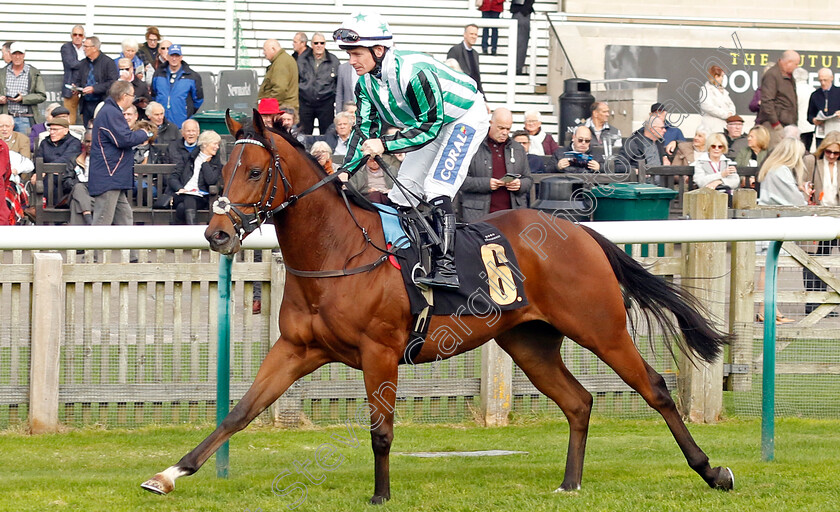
{"left": 271, "top": 149, "right": 372, "bottom": 272}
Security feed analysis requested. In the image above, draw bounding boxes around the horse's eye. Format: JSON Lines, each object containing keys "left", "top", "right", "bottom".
{"left": 248, "top": 168, "right": 262, "bottom": 179}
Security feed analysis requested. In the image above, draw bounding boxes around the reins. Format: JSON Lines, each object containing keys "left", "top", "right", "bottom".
{"left": 212, "top": 131, "right": 397, "bottom": 278}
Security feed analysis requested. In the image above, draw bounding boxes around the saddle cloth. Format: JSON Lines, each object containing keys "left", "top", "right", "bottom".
{"left": 376, "top": 205, "right": 529, "bottom": 317}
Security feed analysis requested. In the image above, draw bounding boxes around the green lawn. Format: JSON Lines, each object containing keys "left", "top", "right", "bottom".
{"left": 1, "top": 417, "right": 838, "bottom": 512}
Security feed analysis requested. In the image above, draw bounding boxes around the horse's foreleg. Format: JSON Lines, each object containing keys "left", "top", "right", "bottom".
{"left": 360, "top": 349, "right": 400, "bottom": 505}
{"left": 141, "top": 337, "right": 328, "bottom": 495}
{"left": 496, "top": 323, "right": 593, "bottom": 492}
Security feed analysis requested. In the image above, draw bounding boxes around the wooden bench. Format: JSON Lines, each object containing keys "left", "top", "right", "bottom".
{"left": 639, "top": 164, "right": 759, "bottom": 214}
{"left": 33, "top": 158, "right": 220, "bottom": 225}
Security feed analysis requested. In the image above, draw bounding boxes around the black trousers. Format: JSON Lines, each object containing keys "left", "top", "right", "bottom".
{"left": 173, "top": 194, "right": 208, "bottom": 225}
{"left": 299, "top": 97, "right": 336, "bottom": 135}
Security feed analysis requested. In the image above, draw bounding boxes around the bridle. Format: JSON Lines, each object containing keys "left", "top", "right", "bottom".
{"left": 211, "top": 130, "right": 393, "bottom": 278}
{"left": 212, "top": 134, "right": 342, "bottom": 240}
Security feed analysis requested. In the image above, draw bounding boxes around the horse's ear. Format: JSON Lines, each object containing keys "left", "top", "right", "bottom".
{"left": 252, "top": 108, "right": 266, "bottom": 135}
{"left": 225, "top": 109, "right": 242, "bottom": 137}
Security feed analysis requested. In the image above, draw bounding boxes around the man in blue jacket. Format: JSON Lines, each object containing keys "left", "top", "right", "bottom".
{"left": 89, "top": 81, "right": 152, "bottom": 226}
{"left": 151, "top": 44, "right": 203, "bottom": 128}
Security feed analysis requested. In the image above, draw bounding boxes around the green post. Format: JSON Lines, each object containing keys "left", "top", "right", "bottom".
{"left": 216, "top": 254, "right": 233, "bottom": 478}
{"left": 761, "top": 240, "right": 782, "bottom": 462}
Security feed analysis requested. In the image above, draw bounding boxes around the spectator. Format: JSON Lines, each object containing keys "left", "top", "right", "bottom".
{"left": 291, "top": 32, "right": 310, "bottom": 61}
{"left": 793, "top": 67, "right": 816, "bottom": 152}
{"left": 60, "top": 25, "right": 86, "bottom": 124}
{"left": 554, "top": 125, "right": 603, "bottom": 172}
{"left": 510, "top": 0, "right": 535, "bottom": 75}
{"left": 257, "top": 97, "right": 283, "bottom": 129}
{"left": 802, "top": 131, "right": 840, "bottom": 314}
{"left": 123, "top": 104, "right": 139, "bottom": 129}
{"left": 258, "top": 39, "right": 299, "bottom": 111}
{"left": 693, "top": 132, "right": 739, "bottom": 191}
{"left": 460, "top": 108, "right": 532, "bottom": 222}
{"left": 349, "top": 153, "right": 394, "bottom": 201}
{"left": 37, "top": 117, "right": 81, "bottom": 164}
{"left": 307, "top": 111, "right": 353, "bottom": 156}
{"left": 0, "top": 114, "right": 30, "bottom": 157}
{"left": 0, "top": 43, "right": 47, "bottom": 134}
{"left": 757, "top": 137, "right": 811, "bottom": 206}
{"left": 0, "top": 139, "right": 11, "bottom": 225}
{"left": 89, "top": 81, "right": 152, "bottom": 226}
{"left": 511, "top": 129, "right": 551, "bottom": 174}
{"left": 75, "top": 36, "right": 118, "bottom": 127}
{"left": 118, "top": 58, "right": 151, "bottom": 114}
{"left": 133, "top": 120, "right": 165, "bottom": 165}
{"left": 61, "top": 129, "right": 94, "bottom": 224}
{"left": 807, "top": 68, "right": 840, "bottom": 150}
{"left": 523, "top": 110, "right": 558, "bottom": 156}
{"left": 138, "top": 27, "right": 162, "bottom": 72}
{"left": 2, "top": 42, "right": 12, "bottom": 65}
{"left": 35, "top": 106, "right": 82, "bottom": 150}
{"left": 724, "top": 115, "right": 748, "bottom": 160}
{"left": 334, "top": 62, "right": 358, "bottom": 116}
{"left": 310, "top": 140, "right": 335, "bottom": 175}
{"left": 757, "top": 50, "right": 800, "bottom": 149}
{"left": 168, "top": 130, "right": 222, "bottom": 225}
{"left": 151, "top": 44, "right": 203, "bottom": 128}
{"left": 29, "top": 103, "right": 59, "bottom": 153}
{"left": 156, "top": 40, "right": 171, "bottom": 71}
{"left": 167, "top": 118, "right": 200, "bottom": 170}
{"left": 278, "top": 105, "right": 304, "bottom": 143}
{"left": 297, "top": 32, "right": 340, "bottom": 135}
{"left": 615, "top": 114, "right": 669, "bottom": 173}
{"left": 446, "top": 24, "right": 483, "bottom": 95}
{"left": 7, "top": 146, "right": 32, "bottom": 224}
{"left": 146, "top": 101, "right": 179, "bottom": 144}
{"left": 478, "top": 0, "right": 504, "bottom": 55}
{"left": 671, "top": 126, "right": 708, "bottom": 167}
{"left": 650, "top": 102, "right": 685, "bottom": 151}
{"left": 735, "top": 125, "right": 770, "bottom": 169}
{"left": 585, "top": 101, "right": 622, "bottom": 158}
{"left": 698, "top": 65, "right": 736, "bottom": 134}
{"left": 341, "top": 100, "right": 357, "bottom": 115}
{"left": 115, "top": 39, "right": 145, "bottom": 80}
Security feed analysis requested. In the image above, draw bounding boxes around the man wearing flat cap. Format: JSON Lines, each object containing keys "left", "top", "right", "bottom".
{"left": 0, "top": 42, "right": 47, "bottom": 134}
{"left": 724, "top": 114, "right": 748, "bottom": 160}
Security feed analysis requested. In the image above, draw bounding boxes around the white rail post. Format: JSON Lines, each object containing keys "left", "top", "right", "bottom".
{"left": 480, "top": 339, "right": 513, "bottom": 426}
{"left": 29, "top": 253, "right": 64, "bottom": 434}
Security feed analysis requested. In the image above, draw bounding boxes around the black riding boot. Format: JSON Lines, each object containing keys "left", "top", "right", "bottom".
{"left": 417, "top": 198, "right": 459, "bottom": 290}
{"left": 184, "top": 208, "right": 198, "bottom": 225}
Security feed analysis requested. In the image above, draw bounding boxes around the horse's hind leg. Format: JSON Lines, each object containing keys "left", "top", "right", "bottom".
{"left": 585, "top": 329, "right": 734, "bottom": 490}
{"left": 141, "top": 336, "right": 328, "bottom": 495}
{"left": 495, "top": 322, "right": 593, "bottom": 492}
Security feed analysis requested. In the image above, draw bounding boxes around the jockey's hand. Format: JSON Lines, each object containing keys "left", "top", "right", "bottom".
{"left": 362, "top": 138, "right": 385, "bottom": 157}
{"left": 505, "top": 178, "right": 521, "bottom": 192}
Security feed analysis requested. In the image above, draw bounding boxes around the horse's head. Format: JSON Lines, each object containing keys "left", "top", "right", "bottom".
{"left": 205, "top": 109, "right": 294, "bottom": 254}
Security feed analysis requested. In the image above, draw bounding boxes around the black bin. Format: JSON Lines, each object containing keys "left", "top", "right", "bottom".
{"left": 531, "top": 176, "right": 592, "bottom": 222}
{"left": 558, "top": 79, "right": 595, "bottom": 145}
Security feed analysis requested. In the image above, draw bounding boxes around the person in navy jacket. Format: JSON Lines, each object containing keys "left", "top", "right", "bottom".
{"left": 150, "top": 44, "right": 203, "bottom": 128}
{"left": 89, "top": 81, "right": 152, "bottom": 226}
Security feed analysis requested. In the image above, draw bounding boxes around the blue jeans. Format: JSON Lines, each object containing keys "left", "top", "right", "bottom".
{"left": 12, "top": 115, "right": 32, "bottom": 135}
{"left": 481, "top": 11, "right": 500, "bottom": 54}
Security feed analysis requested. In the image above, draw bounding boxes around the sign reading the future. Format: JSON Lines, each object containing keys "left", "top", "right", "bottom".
{"left": 604, "top": 45, "right": 839, "bottom": 115}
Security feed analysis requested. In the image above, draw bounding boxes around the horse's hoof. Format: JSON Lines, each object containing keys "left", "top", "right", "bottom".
{"left": 141, "top": 473, "right": 175, "bottom": 495}
{"left": 369, "top": 494, "right": 390, "bottom": 505}
{"left": 553, "top": 484, "right": 581, "bottom": 493}
{"left": 711, "top": 466, "right": 734, "bottom": 491}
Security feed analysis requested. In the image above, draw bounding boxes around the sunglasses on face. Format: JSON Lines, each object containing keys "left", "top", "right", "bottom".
{"left": 312, "top": 41, "right": 326, "bottom": 46}
{"left": 825, "top": 150, "right": 840, "bottom": 157}
{"left": 709, "top": 144, "right": 725, "bottom": 149}
{"left": 575, "top": 138, "right": 591, "bottom": 143}
{"left": 72, "top": 33, "right": 84, "bottom": 37}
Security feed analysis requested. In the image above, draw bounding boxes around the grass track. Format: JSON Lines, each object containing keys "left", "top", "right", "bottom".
{"left": 0, "top": 417, "right": 838, "bottom": 512}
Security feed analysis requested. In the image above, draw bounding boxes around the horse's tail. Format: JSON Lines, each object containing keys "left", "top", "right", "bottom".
{"left": 581, "top": 225, "right": 729, "bottom": 364}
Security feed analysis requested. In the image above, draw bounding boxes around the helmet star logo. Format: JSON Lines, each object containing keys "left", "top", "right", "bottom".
{"left": 354, "top": 13, "right": 366, "bottom": 22}
{"left": 379, "top": 23, "right": 389, "bottom": 34}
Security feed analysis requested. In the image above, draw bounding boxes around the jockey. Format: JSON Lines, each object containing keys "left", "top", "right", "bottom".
{"left": 335, "top": 11, "right": 490, "bottom": 290}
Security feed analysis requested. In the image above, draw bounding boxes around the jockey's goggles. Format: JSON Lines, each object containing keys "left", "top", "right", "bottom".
{"left": 333, "top": 28, "right": 392, "bottom": 44}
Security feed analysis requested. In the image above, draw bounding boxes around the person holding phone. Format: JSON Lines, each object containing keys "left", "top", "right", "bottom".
{"left": 460, "top": 107, "right": 532, "bottom": 223}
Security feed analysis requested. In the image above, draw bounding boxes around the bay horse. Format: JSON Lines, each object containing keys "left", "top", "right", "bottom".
{"left": 141, "top": 111, "right": 734, "bottom": 502}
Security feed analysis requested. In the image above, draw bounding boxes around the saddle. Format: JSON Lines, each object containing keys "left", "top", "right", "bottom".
{"left": 374, "top": 204, "right": 529, "bottom": 364}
